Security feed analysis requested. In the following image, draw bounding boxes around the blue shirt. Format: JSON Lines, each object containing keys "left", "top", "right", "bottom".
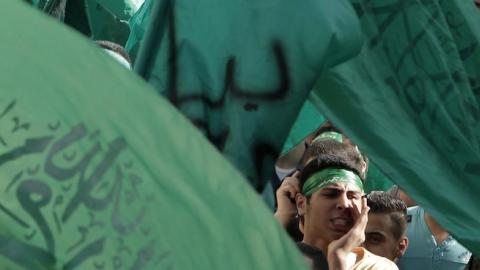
{"left": 398, "top": 206, "right": 471, "bottom": 270}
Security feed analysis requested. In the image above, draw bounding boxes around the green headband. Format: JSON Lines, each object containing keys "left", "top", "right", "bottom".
{"left": 302, "top": 168, "right": 363, "bottom": 196}
{"left": 311, "top": 131, "right": 343, "bottom": 144}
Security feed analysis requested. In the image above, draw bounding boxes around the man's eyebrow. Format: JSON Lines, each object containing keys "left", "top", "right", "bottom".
{"left": 320, "top": 187, "right": 343, "bottom": 192}
{"left": 365, "top": 231, "right": 386, "bottom": 237}
{"left": 320, "top": 188, "right": 362, "bottom": 194}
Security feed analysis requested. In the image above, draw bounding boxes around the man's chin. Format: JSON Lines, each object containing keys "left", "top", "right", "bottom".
{"left": 330, "top": 222, "right": 352, "bottom": 235}
{"left": 330, "top": 225, "right": 352, "bottom": 239}
{"left": 330, "top": 228, "right": 351, "bottom": 240}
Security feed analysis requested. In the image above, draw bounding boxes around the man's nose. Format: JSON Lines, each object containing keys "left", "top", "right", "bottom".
{"left": 336, "top": 193, "right": 351, "bottom": 209}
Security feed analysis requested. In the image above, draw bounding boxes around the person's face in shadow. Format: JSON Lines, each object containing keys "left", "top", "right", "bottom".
{"left": 364, "top": 212, "right": 408, "bottom": 262}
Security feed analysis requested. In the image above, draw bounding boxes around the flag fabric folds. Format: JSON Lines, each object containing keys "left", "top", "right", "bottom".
{"left": 0, "top": 2, "right": 308, "bottom": 269}
{"left": 29, "top": 0, "right": 143, "bottom": 44}
{"left": 127, "top": 0, "right": 364, "bottom": 190}
{"left": 311, "top": 0, "right": 480, "bottom": 255}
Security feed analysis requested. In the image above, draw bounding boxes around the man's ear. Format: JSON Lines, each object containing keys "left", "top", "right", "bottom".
{"left": 397, "top": 236, "right": 409, "bottom": 258}
{"left": 296, "top": 193, "right": 306, "bottom": 216}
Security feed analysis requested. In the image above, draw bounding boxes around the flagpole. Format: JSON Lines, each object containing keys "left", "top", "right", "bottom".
{"left": 134, "top": 0, "right": 172, "bottom": 79}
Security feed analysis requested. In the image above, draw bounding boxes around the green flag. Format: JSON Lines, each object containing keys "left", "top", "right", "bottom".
{"left": 125, "top": 0, "right": 153, "bottom": 60}
{"left": 83, "top": 0, "right": 143, "bottom": 44}
{"left": 311, "top": 0, "right": 480, "bottom": 254}
{"left": 25, "top": 0, "right": 67, "bottom": 20}
{"left": 280, "top": 99, "right": 326, "bottom": 155}
{"left": 30, "top": 0, "right": 144, "bottom": 44}
{"left": 128, "top": 0, "right": 364, "bottom": 190}
{"left": 0, "top": 2, "right": 308, "bottom": 269}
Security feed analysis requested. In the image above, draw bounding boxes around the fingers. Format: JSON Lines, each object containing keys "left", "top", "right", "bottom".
{"left": 359, "top": 196, "right": 369, "bottom": 215}
{"left": 282, "top": 183, "right": 298, "bottom": 199}
{"left": 283, "top": 174, "right": 300, "bottom": 187}
{"left": 357, "top": 196, "right": 369, "bottom": 230}
{"left": 350, "top": 198, "right": 361, "bottom": 221}
{"left": 275, "top": 172, "right": 301, "bottom": 212}
{"left": 347, "top": 197, "right": 369, "bottom": 240}
{"left": 362, "top": 196, "right": 370, "bottom": 214}
{"left": 291, "top": 170, "right": 301, "bottom": 179}
{"left": 349, "top": 196, "right": 365, "bottom": 221}
{"left": 279, "top": 172, "right": 300, "bottom": 198}
{"left": 350, "top": 197, "right": 369, "bottom": 245}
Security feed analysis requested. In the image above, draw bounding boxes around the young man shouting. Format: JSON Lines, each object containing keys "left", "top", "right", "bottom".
{"left": 295, "top": 151, "right": 397, "bottom": 270}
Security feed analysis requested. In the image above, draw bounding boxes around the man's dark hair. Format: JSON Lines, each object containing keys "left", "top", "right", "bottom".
{"left": 299, "top": 141, "right": 364, "bottom": 196}
{"left": 95, "top": 40, "right": 132, "bottom": 64}
{"left": 306, "top": 140, "right": 365, "bottom": 179}
{"left": 311, "top": 120, "right": 342, "bottom": 138}
{"left": 367, "top": 191, "right": 407, "bottom": 240}
{"left": 308, "top": 121, "right": 369, "bottom": 179}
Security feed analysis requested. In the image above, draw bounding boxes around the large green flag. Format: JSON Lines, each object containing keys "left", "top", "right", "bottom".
{"left": 128, "top": 0, "right": 364, "bottom": 190}
{"left": 0, "top": 2, "right": 308, "bottom": 269}
{"left": 311, "top": 0, "right": 480, "bottom": 254}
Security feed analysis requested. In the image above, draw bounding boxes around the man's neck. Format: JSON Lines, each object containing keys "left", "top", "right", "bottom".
{"left": 302, "top": 235, "right": 329, "bottom": 255}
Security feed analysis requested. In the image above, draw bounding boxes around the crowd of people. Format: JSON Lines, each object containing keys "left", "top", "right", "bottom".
{"left": 272, "top": 122, "right": 476, "bottom": 270}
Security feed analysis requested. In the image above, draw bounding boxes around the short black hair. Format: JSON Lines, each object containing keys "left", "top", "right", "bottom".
{"left": 308, "top": 121, "right": 368, "bottom": 179}
{"left": 311, "top": 121, "right": 342, "bottom": 138}
{"left": 367, "top": 191, "right": 407, "bottom": 240}
{"left": 95, "top": 40, "right": 132, "bottom": 64}
{"left": 306, "top": 140, "right": 365, "bottom": 178}
{"left": 299, "top": 142, "right": 364, "bottom": 195}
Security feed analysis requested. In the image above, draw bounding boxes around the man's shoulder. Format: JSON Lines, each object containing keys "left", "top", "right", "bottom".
{"left": 406, "top": 206, "right": 422, "bottom": 224}
{"left": 406, "top": 205, "right": 421, "bottom": 215}
{"left": 352, "top": 247, "right": 399, "bottom": 270}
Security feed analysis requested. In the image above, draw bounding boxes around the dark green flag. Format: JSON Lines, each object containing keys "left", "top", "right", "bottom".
{"left": 128, "top": 0, "right": 364, "bottom": 190}
{"left": 29, "top": 0, "right": 143, "bottom": 44}
{"left": 0, "top": 2, "right": 308, "bottom": 269}
{"left": 82, "top": 0, "right": 142, "bottom": 44}
{"left": 280, "top": 99, "right": 326, "bottom": 155}
{"left": 25, "top": 0, "right": 67, "bottom": 20}
{"left": 311, "top": 0, "right": 480, "bottom": 254}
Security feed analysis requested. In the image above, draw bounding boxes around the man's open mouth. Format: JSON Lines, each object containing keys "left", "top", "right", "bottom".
{"left": 330, "top": 217, "right": 353, "bottom": 231}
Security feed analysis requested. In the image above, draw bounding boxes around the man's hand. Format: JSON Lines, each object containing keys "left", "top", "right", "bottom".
{"left": 274, "top": 170, "right": 301, "bottom": 227}
{"left": 327, "top": 197, "right": 369, "bottom": 270}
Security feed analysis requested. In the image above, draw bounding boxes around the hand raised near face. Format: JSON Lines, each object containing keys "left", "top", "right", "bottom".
{"left": 274, "top": 170, "right": 301, "bottom": 227}
{"left": 327, "top": 196, "right": 369, "bottom": 270}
